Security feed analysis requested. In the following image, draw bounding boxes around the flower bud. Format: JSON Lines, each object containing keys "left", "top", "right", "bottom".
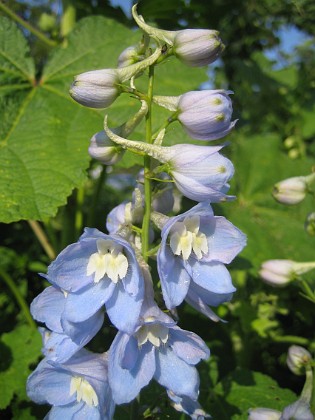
{"left": 88, "top": 130, "right": 124, "bottom": 165}
{"left": 70, "top": 69, "right": 121, "bottom": 109}
{"left": 272, "top": 176, "right": 307, "bottom": 205}
{"left": 259, "top": 259, "right": 315, "bottom": 287}
{"left": 248, "top": 407, "right": 281, "bottom": 420}
{"left": 177, "top": 90, "right": 236, "bottom": 140}
{"left": 173, "top": 29, "right": 224, "bottom": 67}
{"left": 305, "top": 212, "right": 315, "bottom": 236}
{"left": 287, "top": 345, "right": 312, "bottom": 375}
{"left": 118, "top": 45, "right": 144, "bottom": 68}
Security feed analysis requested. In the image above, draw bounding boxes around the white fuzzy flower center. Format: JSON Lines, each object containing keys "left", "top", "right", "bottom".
{"left": 169, "top": 215, "right": 208, "bottom": 260}
{"left": 136, "top": 323, "right": 169, "bottom": 347}
{"left": 87, "top": 238, "right": 128, "bottom": 283}
{"left": 70, "top": 376, "right": 98, "bottom": 407}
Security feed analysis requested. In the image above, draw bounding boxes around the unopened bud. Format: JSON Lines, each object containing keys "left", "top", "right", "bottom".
{"left": 70, "top": 69, "right": 121, "bottom": 109}
{"left": 272, "top": 175, "right": 311, "bottom": 205}
{"left": 259, "top": 259, "right": 315, "bottom": 287}
{"left": 177, "top": 90, "right": 236, "bottom": 140}
{"left": 248, "top": 407, "right": 281, "bottom": 420}
{"left": 305, "top": 212, "right": 315, "bottom": 236}
{"left": 287, "top": 345, "right": 312, "bottom": 375}
{"left": 88, "top": 130, "right": 124, "bottom": 165}
{"left": 118, "top": 45, "right": 144, "bottom": 68}
{"left": 173, "top": 29, "right": 224, "bottom": 67}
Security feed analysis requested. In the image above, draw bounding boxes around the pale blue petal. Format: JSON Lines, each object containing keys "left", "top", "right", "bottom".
{"left": 27, "top": 359, "right": 74, "bottom": 406}
{"left": 47, "top": 402, "right": 102, "bottom": 420}
{"left": 188, "top": 260, "right": 236, "bottom": 294}
{"left": 157, "top": 245, "right": 191, "bottom": 309}
{"left": 47, "top": 240, "right": 96, "bottom": 292}
{"left": 109, "top": 333, "right": 156, "bottom": 404}
{"left": 203, "top": 216, "right": 247, "bottom": 263}
{"left": 169, "top": 327, "right": 210, "bottom": 364}
{"left": 40, "top": 329, "right": 82, "bottom": 363}
{"left": 61, "top": 310, "right": 104, "bottom": 346}
{"left": 31, "top": 286, "right": 64, "bottom": 332}
{"left": 155, "top": 347, "right": 199, "bottom": 399}
{"left": 63, "top": 280, "right": 115, "bottom": 323}
{"left": 106, "top": 281, "right": 143, "bottom": 333}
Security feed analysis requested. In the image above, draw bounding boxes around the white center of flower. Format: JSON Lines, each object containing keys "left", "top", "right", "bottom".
{"left": 136, "top": 322, "right": 169, "bottom": 347}
{"left": 87, "top": 238, "right": 128, "bottom": 283}
{"left": 69, "top": 376, "right": 98, "bottom": 407}
{"left": 169, "top": 215, "right": 208, "bottom": 260}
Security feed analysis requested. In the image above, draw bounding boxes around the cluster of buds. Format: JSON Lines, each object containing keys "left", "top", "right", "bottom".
{"left": 27, "top": 4, "right": 246, "bottom": 419}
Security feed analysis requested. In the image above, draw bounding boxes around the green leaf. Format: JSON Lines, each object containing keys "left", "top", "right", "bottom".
{"left": 0, "top": 16, "right": 207, "bottom": 222}
{"left": 209, "top": 368, "right": 296, "bottom": 419}
{"left": 0, "top": 17, "right": 35, "bottom": 84}
{"left": 220, "top": 132, "right": 315, "bottom": 270}
{"left": 0, "top": 324, "right": 41, "bottom": 409}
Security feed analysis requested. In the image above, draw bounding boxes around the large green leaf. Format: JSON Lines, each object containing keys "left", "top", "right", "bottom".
{"left": 209, "top": 369, "right": 296, "bottom": 419}
{"left": 0, "top": 16, "right": 207, "bottom": 223}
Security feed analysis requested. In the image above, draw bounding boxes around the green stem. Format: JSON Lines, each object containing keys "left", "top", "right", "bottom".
{"left": 28, "top": 220, "right": 56, "bottom": 261}
{"left": 0, "top": 2, "right": 57, "bottom": 48}
{"left": 75, "top": 187, "right": 85, "bottom": 237}
{"left": 0, "top": 269, "right": 36, "bottom": 330}
{"left": 87, "top": 165, "right": 107, "bottom": 227}
{"left": 141, "top": 65, "right": 155, "bottom": 261}
{"left": 311, "top": 367, "right": 315, "bottom": 413}
{"left": 269, "top": 334, "right": 309, "bottom": 346}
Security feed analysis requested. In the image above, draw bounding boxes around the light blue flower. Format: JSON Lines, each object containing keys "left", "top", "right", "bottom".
{"left": 157, "top": 202, "right": 246, "bottom": 310}
{"left": 27, "top": 349, "right": 115, "bottom": 420}
{"left": 108, "top": 298, "right": 209, "bottom": 404}
{"left": 31, "top": 286, "right": 104, "bottom": 362}
{"left": 45, "top": 228, "right": 144, "bottom": 334}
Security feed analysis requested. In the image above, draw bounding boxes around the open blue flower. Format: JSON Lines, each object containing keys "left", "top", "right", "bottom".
{"left": 45, "top": 228, "right": 144, "bottom": 334}
{"left": 157, "top": 202, "right": 246, "bottom": 310}
{"left": 27, "top": 349, "right": 115, "bottom": 420}
{"left": 108, "top": 298, "right": 209, "bottom": 405}
{"left": 31, "top": 285, "right": 104, "bottom": 362}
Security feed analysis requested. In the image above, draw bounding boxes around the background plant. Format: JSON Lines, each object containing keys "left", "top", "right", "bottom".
{"left": 0, "top": 0, "right": 314, "bottom": 418}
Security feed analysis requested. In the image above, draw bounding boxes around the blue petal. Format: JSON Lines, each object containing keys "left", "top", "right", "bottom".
{"left": 109, "top": 333, "right": 155, "bottom": 404}
{"left": 47, "top": 401, "right": 102, "bottom": 420}
{"left": 47, "top": 240, "right": 97, "bottom": 292}
{"left": 106, "top": 281, "right": 143, "bottom": 333}
{"left": 155, "top": 347, "right": 199, "bottom": 399}
{"left": 31, "top": 286, "right": 64, "bottom": 332}
{"left": 188, "top": 260, "right": 236, "bottom": 294}
{"left": 40, "top": 329, "right": 82, "bottom": 363}
{"left": 169, "top": 327, "right": 210, "bottom": 365}
{"left": 61, "top": 310, "right": 104, "bottom": 346}
{"left": 202, "top": 216, "right": 246, "bottom": 264}
{"left": 157, "top": 245, "right": 191, "bottom": 309}
{"left": 27, "top": 359, "right": 74, "bottom": 406}
{"left": 63, "top": 280, "right": 115, "bottom": 323}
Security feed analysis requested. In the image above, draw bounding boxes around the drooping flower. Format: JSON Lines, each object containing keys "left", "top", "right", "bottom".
{"left": 88, "top": 130, "right": 124, "bottom": 165}
{"left": 44, "top": 228, "right": 144, "bottom": 334}
{"left": 108, "top": 281, "right": 209, "bottom": 405}
{"left": 103, "top": 119, "right": 235, "bottom": 203}
{"left": 157, "top": 202, "right": 246, "bottom": 310}
{"left": 27, "top": 349, "right": 115, "bottom": 420}
{"left": 31, "top": 285, "right": 104, "bottom": 362}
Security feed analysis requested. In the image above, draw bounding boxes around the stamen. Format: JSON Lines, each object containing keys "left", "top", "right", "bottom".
{"left": 70, "top": 376, "right": 98, "bottom": 407}
{"left": 169, "top": 216, "right": 208, "bottom": 260}
{"left": 87, "top": 238, "right": 128, "bottom": 283}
